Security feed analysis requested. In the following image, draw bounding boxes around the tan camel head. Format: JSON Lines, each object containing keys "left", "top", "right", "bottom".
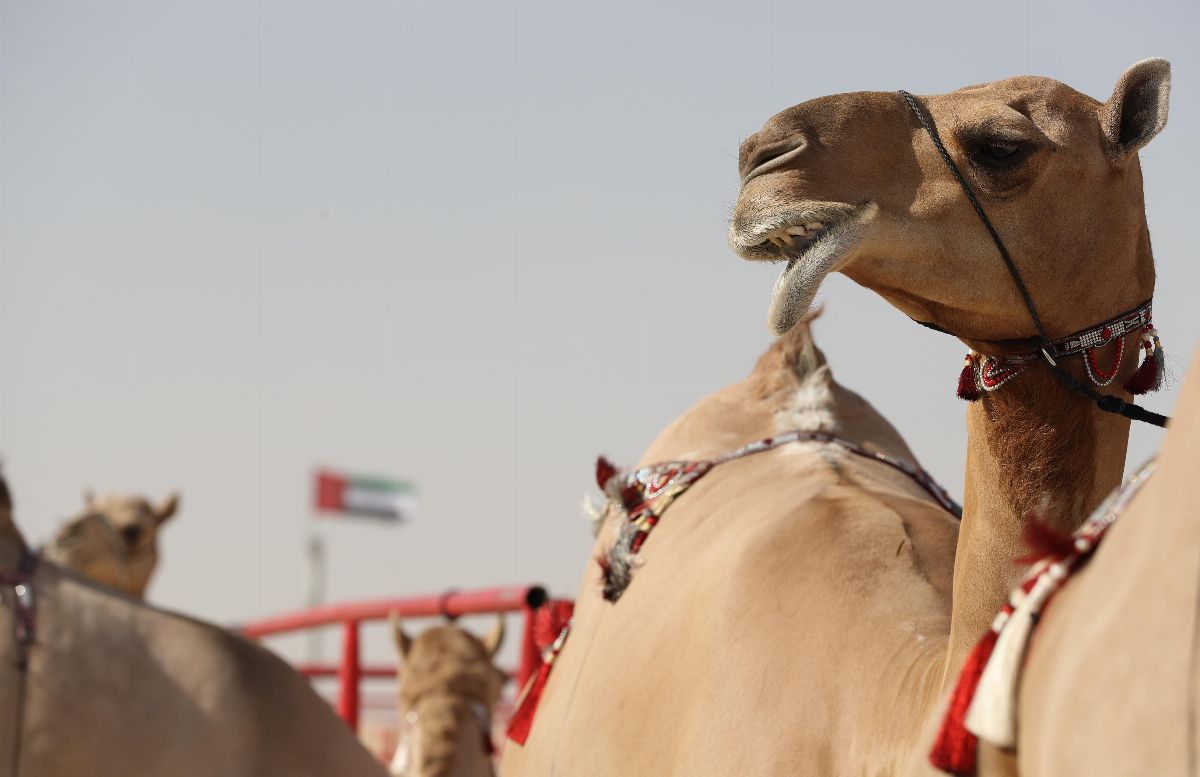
{"left": 390, "top": 614, "right": 506, "bottom": 777}
{"left": 42, "top": 490, "right": 180, "bottom": 598}
{"left": 730, "top": 59, "right": 1170, "bottom": 343}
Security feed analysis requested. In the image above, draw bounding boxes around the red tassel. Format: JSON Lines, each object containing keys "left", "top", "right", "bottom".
{"left": 929, "top": 629, "right": 999, "bottom": 775}
{"left": 595, "top": 457, "right": 619, "bottom": 490}
{"left": 1122, "top": 346, "right": 1162, "bottom": 395}
{"left": 957, "top": 356, "right": 982, "bottom": 402}
{"left": 506, "top": 661, "right": 552, "bottom": 745}
{"left": 1017, "top": 520, "right": 1077, "bottom": 566}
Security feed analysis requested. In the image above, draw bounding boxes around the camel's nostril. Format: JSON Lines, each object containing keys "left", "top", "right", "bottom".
{"left": 744, "top": 137, "right": 807, "bottom": 182}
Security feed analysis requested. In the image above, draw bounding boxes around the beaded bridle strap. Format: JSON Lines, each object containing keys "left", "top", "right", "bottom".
{"left": 597, "top": 429, "right": 962, "bottom": 602}
{"left": 954, "top": 299, "right": 1164, "bottom": 400}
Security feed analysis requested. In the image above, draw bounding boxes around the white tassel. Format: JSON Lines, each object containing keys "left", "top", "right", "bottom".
{"left": 965, "top": 563, "right": 1064, "bottom": 747}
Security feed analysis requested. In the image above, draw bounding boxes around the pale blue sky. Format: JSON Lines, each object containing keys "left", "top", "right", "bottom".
{"left": 1, "top": 0, "right": 1196, "bottom": 670}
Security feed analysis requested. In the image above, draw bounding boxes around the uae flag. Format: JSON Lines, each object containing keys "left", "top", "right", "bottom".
{"left": 314, "top": 469, "right": 417, "bottom": 521}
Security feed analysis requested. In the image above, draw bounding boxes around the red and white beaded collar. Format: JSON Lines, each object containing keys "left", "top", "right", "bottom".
{"left": 955, "top": 299, "right": 1164, "bottom": 401}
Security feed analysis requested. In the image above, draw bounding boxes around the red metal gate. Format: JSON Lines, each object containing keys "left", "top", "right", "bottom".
{"left": 241, "top": 585, "right": 561, "bottom": 732}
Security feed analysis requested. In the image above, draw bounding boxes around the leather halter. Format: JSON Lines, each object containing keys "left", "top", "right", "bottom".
{"left": 898, "top": 90, "right": 1169, "bottom": 428}
{"left": 915, "top": 299, "right": 1153, "bottom": 363}
{"left": 0, "top": 548, "right": 39, "bottom": 777}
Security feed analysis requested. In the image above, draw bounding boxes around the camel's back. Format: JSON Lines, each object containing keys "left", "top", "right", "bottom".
{"left": 12, "top": 566, "right": 386, "bottom": 777}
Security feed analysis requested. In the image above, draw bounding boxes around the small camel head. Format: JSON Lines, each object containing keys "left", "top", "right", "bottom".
{"left": 389, "top": 613, "right": 506, "bottom": 777}
{"left": 43, "top": 490, "right": 180, "bottom": 598}
{"left": 730, "top": 59, "right": 1170, "bottom": 343}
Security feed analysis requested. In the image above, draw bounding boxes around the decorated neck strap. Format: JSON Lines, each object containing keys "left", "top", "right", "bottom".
{"left": 956, "top": 300, "right": 1164, "bottom": 401}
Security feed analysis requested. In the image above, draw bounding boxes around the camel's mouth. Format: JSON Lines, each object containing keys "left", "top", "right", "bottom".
{"left": 728, "top": 202, "right": 873, "bottom": 334}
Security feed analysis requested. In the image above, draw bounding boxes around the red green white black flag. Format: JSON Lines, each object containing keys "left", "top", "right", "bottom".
{"left": 314, "top": 469, "right": 416, "bottom": 521}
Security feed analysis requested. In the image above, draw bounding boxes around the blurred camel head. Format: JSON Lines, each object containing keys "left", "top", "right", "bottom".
{"left": 43, "top": 490, "right": 180, "bottom": 598}
{"left": 389, "top": 614, "right": 507, "bottom": 777}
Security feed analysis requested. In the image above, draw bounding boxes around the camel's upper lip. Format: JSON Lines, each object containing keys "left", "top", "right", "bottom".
{"left": 729, "top": 204, "right": 863, "bottom": 263}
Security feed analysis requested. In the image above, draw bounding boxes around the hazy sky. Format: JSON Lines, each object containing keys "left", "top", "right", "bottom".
{"left": 1, "top": 0, "right": 1197, "bottom": 672}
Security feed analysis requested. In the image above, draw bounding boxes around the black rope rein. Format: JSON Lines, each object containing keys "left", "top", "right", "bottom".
{"left": 898, "top": 90, "right": 1170, "bottom": 429}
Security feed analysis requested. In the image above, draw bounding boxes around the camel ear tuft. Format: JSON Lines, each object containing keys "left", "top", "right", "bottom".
{"left": 481, "top": 614, "right": 505, "bottom": 659}
{"left": 155, "top": 492, "right": 181, "bottom": 525}
{"left": 1102, "top": 58, "right": 1170, "bottom": 159}
{"left": 390, "top": 611, "right": 413, "bottom": 661}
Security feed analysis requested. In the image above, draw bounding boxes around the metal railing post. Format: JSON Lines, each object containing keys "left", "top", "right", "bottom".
{"left": 337, "top": 620, "right": 361, "bottom": 731}
{"left": 516, "top": 601, "right": 539, "bottom": 689}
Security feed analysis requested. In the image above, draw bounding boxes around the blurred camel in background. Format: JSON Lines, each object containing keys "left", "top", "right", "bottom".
{"left": 0, "top": 478, "right": 389, "bottom": 776}
{"left": 389, "top": 614, "right": 506, "bottom": 777}
{"left": 42, "top": 490, "right": 179, "bottom": 598}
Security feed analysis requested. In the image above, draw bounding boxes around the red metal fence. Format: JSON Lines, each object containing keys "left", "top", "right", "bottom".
{"left": 241, "top": 584, "right": 555, "bottom": 731}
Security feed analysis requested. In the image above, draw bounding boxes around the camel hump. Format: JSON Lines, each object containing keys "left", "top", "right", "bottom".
{"left": 749, "top": 308, "right": 830, "bottom": 394}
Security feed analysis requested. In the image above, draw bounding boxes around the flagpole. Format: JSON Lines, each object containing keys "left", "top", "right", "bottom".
{"left": 304, "top": 517, "right": 327, "bottom": 663}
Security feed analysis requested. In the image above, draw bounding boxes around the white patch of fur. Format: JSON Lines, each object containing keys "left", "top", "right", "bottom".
{"left": 1032, "top": 492, "right": 1060, "bottom": 521}
{"left": 900, "top": 620, "right": 928, "bottom": 644}
{"left": 774, "top": 365, "right": 838, "bottom": 433}
{"left": 582, "top": 493, "right": 608, "bottom": 538}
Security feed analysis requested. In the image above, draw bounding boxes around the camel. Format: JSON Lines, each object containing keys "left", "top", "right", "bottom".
{"left": 0, "top": 478, "right": 388, "bottom": 777}
{"left": 41, "top": 490, "right": 179, "bottom": 598}
{"left": 501, "top": 315, "right": 962, "bottom": 774}
{"left": 388, "top": 614, "right": 506, "bottom": 777}
{"left": 725, "top": 58, "right": 1175, "bottom": 775}
{"left": 503, "top": 60, "right": 1171, "bottom": 776}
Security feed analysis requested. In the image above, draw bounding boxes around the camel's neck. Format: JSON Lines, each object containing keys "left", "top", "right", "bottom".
{"left": 940, "top": 223, "right": 1154, "bottom": 676}
{"left": 943, "top": 368, "right": 1132, "bottom": 674}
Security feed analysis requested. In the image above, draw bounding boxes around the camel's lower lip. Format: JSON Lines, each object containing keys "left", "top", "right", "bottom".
{"left": 729, "top": 203, "right": 873, "bottom": 334}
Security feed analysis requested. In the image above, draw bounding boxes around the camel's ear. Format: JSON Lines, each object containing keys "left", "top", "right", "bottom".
{"left": 1101, "top": 58, "right": 1170, "bottom": 160}
{"left": 154, "top": 492, "right": 180, "bottom": 525}
{"left": 82, "top": 488, "right": 95, "bottom": 508}
{"left": 390, "top": 612, "right": 413, "bottom": 661}
{"left": 481, "top": 614, "right": 505, "bottom": 659}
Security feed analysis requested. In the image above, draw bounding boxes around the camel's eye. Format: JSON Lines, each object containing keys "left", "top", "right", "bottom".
{"left": 120, "top": 524, "right": 143, "bottom": 546}
{"left": 973, "top": 140, "right": 1023, "bottom": 167}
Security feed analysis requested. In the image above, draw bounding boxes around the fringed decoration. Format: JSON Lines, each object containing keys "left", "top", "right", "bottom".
{"left": 930, "top": 461, "right": 1158, "bottom": 775}
{"left": 1123, "top": 327, "right": 1164, "bottom": 395}
{"left": 506, "top": 661, "right": 552, "bottom": 745}
{"left": 507, "top": 619, "right": 572, "bottom": 746}
{"left": 595, "top": 456, "right": 619, "bottom": 490}
{"left": 929, "top": 629, "right": 998, "bottom": 775}
{"left": 957, "top": 354, "right": 982, "bottom": 402}
{"left": 966, "top": 572, "right": 1059, "bottom": 748}
{"left": 1017, "top": 520, "right": 1076, "bottom": 566}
